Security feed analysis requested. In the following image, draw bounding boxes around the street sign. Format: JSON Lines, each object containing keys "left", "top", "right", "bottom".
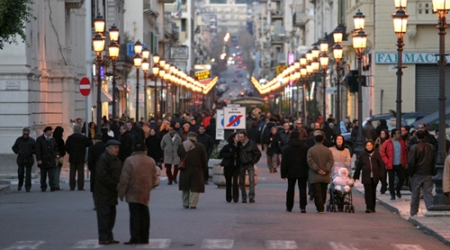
{"left": 216, "top": 109, "right": 224, "bottom": 140}
{"left": 127, "top": 43, "right": 147, "bottom": 56}
{"left": 79, "top": 77, "right": 91, "bottom": 96}
{"left": 224, "top": 107, "right": 246, "bottom": 130}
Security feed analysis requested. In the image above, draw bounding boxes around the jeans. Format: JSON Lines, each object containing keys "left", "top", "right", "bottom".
{"left": 410, "top": 175, "right": 434, "bottom": 216}
{"left": 70, "top": 162, "right": 85, "bottom": 190}
{"left": 311, "top": 183, "right": 328, "bottom": 212}
{"left": 239, "top": 165, "right": 255, "bottom": 201}
{"left": 128, "top": 203, "right": 150, "bottom": 243}
{"left": 363, "top": 178, "right": 378, "bottom": 211}
{"left": 40, "top": 167, "right": 55, "bottom": 191}
{"left": 286, "top": 177, "right": 308, "bottom": 211}
{"left": 54, "top": 164, "right": 62, "bottom": 189}
{"left": 224, "top": 167, "right": 240, "bottom": 202}
{"left": 96, "top": 203, "right": 117, "bottom": 241}
{"left": 266, "top": 154, "right": 278, "bottom": 172}
{"left": 18, "top": 165, "right": 32, "bottom": 191}
{"left": 388, "top": 165, "right": 405, "bottom": 197}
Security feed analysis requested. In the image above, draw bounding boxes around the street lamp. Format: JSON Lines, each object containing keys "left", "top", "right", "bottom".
{"left": 352, "top": 9, "right": 368, "bottom": 159}
{"left": 152, "top": 63, "right": 160, "bottom": 118}
{"left": 312, "top": 55, "right": 320, "bottom": 122}
{"left": 430, "top": 0, "right": 450, "bottom": 210}
{"left": 393, "top": 2, "right": 409, "bottom": 132}
{"left": 300, "top": 55, "right": 308, "bottom": 122}
{"left": 92, "top": 14, "right": 106, "bottom": 136}
{"left": 133, "top": 40, "right": 142, "bottom": 120}
{"left": 333, "top": 27, "right": 344, "bottom": 134}
{"left": 108, "top": 24, "right": 120, "bottom": 119}
{"left": 320, "top": 37, "right": 329, "bottom": 123}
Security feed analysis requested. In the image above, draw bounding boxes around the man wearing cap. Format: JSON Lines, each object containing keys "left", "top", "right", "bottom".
{"left": 35, "top": 126, "right": 58, "bottom": 192}
{"left": 118, "top": 139, "right": 157, "bottom": 244}
{"left": 94, "top": 140, "right": 122, "bottom": 245}
{"left": 88, "top": 134, "right": 106, "bottom": 209}
{"left": 65, "top": 124, "right": 93, "bottom": 191}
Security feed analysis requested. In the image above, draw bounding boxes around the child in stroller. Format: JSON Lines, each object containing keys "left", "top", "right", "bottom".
{"left": 327, "top": 167, "right": 355, "bottom": 212}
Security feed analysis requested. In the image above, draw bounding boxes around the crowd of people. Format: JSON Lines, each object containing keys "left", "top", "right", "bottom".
{"left": 9, "top": 108, "right": 448, "bottom": 244}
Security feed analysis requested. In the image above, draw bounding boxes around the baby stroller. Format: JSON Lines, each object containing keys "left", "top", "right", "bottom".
{"left": 326, "top": 167, "right": 355, "bottom": 213}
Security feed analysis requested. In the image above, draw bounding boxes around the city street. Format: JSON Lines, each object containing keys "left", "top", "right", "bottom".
{"left": 0, "top": 152, "right": 447, "bottom": 250}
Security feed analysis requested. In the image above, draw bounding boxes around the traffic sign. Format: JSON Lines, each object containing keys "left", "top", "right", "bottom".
{"left": 79, "top": 77, "right": 91, "bottom": 96}
{"left": 223, "top": 107, "right": 246, "bottom": 130}
{"left": 216, "top": 109, "right": 225, "bottom": 140}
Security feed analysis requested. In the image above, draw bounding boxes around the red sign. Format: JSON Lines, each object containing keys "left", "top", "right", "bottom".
{"left": 79, "top": 77, "right": 91, "bottom": 96}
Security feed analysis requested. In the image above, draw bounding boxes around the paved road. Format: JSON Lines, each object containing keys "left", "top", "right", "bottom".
{"left": 0, "top": 153, "right": 447, "bottom": 249}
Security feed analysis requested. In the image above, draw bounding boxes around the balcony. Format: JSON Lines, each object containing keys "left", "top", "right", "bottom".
{"left": 271, "top": 9, "right": 284, "bottom": 20}
{"left": 164, "top": 4, "right": 187, "bottom": 13}
{"left": 159, "top": 0, "right": 176, "bottom": 3}
{"left": 65, "top": 0, "right": 84, "bottom": 9}
{"left": 409, "top": 1, "right": 436, "bottom": 25}
{"left": 270, "top": 26, "right": 286, "bottom": 45}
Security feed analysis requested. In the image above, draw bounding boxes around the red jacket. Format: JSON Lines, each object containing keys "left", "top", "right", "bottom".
{"left": 381, "top": 138, "right": 407, "bottom": 170}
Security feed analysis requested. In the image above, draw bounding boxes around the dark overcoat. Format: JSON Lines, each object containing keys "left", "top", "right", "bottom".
{"left": 12, "top": 136, "right": 35, "bottom": 166}
{"left": 65, "top": 133, "right": 93, "bottom": 164}
{"left": 35, "top": 135, "right": 58, "bottom": 169}
{"left": 88, "top": 141, "right": 106, "bottom": 192}
{"left": 353, "top": 151, "right": 385, "bottom": 184}
{"left": 177, "top": 140, "right": 207, "bottom": 193}
{"left": 94, "top": 151, "right": 122, "bottom": 205}
{"left": 280, "top": 138, "right": 309, "bottom": 179}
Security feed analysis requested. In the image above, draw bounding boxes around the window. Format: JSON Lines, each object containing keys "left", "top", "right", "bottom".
{"left": 181, "top": 19, "right": 187, "bottom": 32}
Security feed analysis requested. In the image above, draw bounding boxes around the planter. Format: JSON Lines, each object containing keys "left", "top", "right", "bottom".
{"left": 153, "top": 167, "right": 162, "bottom": 188}
{"left": 213, "top": 165, "right": 258, "bottom": 189}
{"left": 208, "top": 159, "right": 222, "bottom": 179}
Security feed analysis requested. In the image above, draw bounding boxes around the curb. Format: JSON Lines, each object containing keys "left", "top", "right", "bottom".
{"left": 0, "top": 180, "right": 11, "bottom": 194}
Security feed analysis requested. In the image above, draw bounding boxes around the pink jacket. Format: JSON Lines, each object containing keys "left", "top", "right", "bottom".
{"left": 381, "top": 138, "right": 407, "bottom": 170}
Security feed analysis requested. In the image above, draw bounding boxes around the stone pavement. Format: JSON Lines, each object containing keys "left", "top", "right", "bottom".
{"left": 2, "top": 159, "right": 450, "bottom": 246}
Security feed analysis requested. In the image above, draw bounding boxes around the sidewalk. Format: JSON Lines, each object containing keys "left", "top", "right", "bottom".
{"left": 353, "top": 182, "right": 450, "bottom": 246}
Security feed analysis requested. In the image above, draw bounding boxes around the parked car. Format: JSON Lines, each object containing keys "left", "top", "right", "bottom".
{"left": 410, "top": 106, "right": 450, "bottom": 131}
{"left": 342, "top": 112, "right": 424, "bottom": 155}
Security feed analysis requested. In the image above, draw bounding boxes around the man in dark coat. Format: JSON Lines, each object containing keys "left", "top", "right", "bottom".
{"left": 94, "top": 140, "right": 122, "bottom": 245}
{"left": 12, "top": 127, "right": 35, "bottom": 192}
{"left": 364, "top": 121, "right": 377, "bottom": 141}
{"left": 88, "top": 134, "right": 106, "bottom": 209}
{"left": 35, "top": 126, "right": 58, "bottom": 192}
{"left": 278, "top": 122, "right": 291, "bottom": 148}
{"left": 409, "top": 123, "right": 438, "bottom": 150}
{"left": 177, "top": 132, "right": 207, "bottom": 209}
{"left": 197, "top": 125, "right": 213, "bottom": 184}
{"left": 65, "top": 124, "right": 93, "bottom": 191}
{"left": 119, "top": 124, "right": 134, "bottom": 162}
{"left": 238, "top": 131, "right": 262, "bottom": 203}
{"left": 280, "top": 131, "right": 309, "bottom": 213}
{"left": 205, "top": 117, "right": 219, "bottom": 145}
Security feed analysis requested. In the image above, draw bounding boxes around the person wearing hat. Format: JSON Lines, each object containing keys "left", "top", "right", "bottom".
{"left": 65, "top": 124, "right": 93, "bottom": 191}
{"left": 88, "top": 134, "right": 106, "bottom": 209}
{"left": 35, "top": 126, "right": 58, "bottom": 192}
{"left": 118, "top": 139, "right": 157, "bottom": 245}
{"left": 94, "top": 140, "right": 122, "bottom": 245}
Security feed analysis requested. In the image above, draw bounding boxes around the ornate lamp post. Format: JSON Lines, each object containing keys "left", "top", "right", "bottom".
{"left": 352, "top": 9, "right": 368, "bottom": 159}
{"left": 320, "top": 38, "right": 329, "bottom": 121}
{"left": 92, "top": 14, "right": 106, "bottom": 135}
{"left": 159, "top": 58, "right": 166, "bottom": 115}
{"left": 300, "top": 55, "right": 308, "bottom": 122}
{"left": 333, "top": 27, "right": 344, "bottom": 134}
{"left": 152, "top": 54, "right": 160, "bottom": 118}
{"left": 133, "top": 40, "right": 143, "bottom": 120}
{"left": 141, "top": 49, "right": 150, "bottom": 121}
{"left": 393, "top": 0, "right": 409, "bottom": 131}
{"left": 311, "top": 55, "right": 320, "bottom": 122}
{"left": 430, "top": 0, "right": 450, "bottom": 210}
{"left": 108, "top": 24, "right": 120, "bottom": 119}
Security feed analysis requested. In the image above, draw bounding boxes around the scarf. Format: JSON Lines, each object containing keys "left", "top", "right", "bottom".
{"left": 334, "top": 143, "right": 346, "bottom": 151}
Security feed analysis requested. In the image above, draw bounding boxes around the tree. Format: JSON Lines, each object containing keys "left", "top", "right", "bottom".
{"left": 0, "top": 0, "right": 34, "bottom": 49}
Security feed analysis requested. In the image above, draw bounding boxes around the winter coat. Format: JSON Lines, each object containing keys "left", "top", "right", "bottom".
{"left": 35, "top": 135, "right": 58, "bottom": 169}
{"left": 145, "top": 135, "right": 162, "bottom": 163}
{"left": 179, "top": 130, "right": 189, "bottom": 142}
{"left": 278, "top": 130, "right": 291, "bottom": 147}
{"left": 238, "top": 139, "right": 262, "bottom": 168}
{"left": 364, "top": 123, "right": 377, "bottom": 141}
{"left": 177, "top": 140, "right": 207, "bottom": 193}
{"left": 205, "top": 118, "right": 218, "bottom": 142}
{"left": 12, "top": 136, "right": 36, "bottom": 166}
{"left": 265, "top": 133, "right": 281, "bottom": 156}
{"left": 409, "top": 131, "right": 438, "bottom": 150}
{"left": 307, "top": 143, "right": 334, "bottom": 184}
{"left": 94, "top": 151, "right": 122, "bottom": 205}
{"left": 381, "top": 138, "right": 407, "bottom": 170}
{"left": 408, "top": 140, "right": 436, "bottom": 177}
{"left": 161, "top": 133, "right": 182, "bottom": 165}
{"left": 65, "top": 133, "right": 93, "bottom": 164}
{"left": 197, "top": 133, "right": 213, "bottom": 157}
{"left": 117, "top": 151, "right": 158, "bottom": 206}
{"left": 353, "top": 151, "right": 385, "bottom": 184}
{"left": 219, "top": 143, "right": 240, "bottom": 169}
{"left": 247, "top": 127, "right": 261, "bottom": 144}
{"left": 261, "top": 121, "right": 276, "bottom": 145}
{"left": 118, "top": 131, "right": 134, "bottom": 162}
{"left": 280, "top": 138, "right": 309, "bottom": 179}
{"left": 87, "top": 141, "right": 106, "bottom": 192}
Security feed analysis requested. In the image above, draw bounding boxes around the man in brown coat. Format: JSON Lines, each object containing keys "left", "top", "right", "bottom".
{"left": 177, "top": 132, "right": 207, "bottom": 209}
{"left": 118, "top": 139, "right": 158, "bottom": 245}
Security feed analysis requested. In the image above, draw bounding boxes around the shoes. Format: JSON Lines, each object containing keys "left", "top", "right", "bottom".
{"left": 18, "top": 186, "right": 22, "bottom": 191}
{"left": 309, "top": 196, "right": 314, "bottom": 201}
{"left": 167, "top": 182, "right": 172, "bottom": 185}
{"left": 365, "top": 209, "right": 371, "bottom": 213}
{"left": 205, "top": 181, "right": 209, "bottom": 185}
{"left": 390, "top": 196, "right": 395, "bottom": 200}
{"left": 98, "top": 240, "right": 109, "bottom": 245}
{"left": 234, "top": 200, "right": 238, "bottom": 203}
{"left": 173, "top": 179, "right": 178, "bottom": 184}
{"left": 396, "top": 191, "right": 402, "bottom": 198}
{"left": 78, "top": 189, "right": 85, "bottom": 191}
{"left": 370, "top": 209, "right": 376, "bottom": 213}
{"left": 301, "top": 209, "right": 306, "bottom": 213}
{"left": 50, "top": 189, "right": 55, "bottom": 192}
{"left": 109, "top": 240, "right": 120, "bottom": 244}
{"left": 317, "top": 211, "right": 324, "bottom": 214}
{"left": 190, "top": 206, "right": 197, "bottom": 209}
{"left": 124, "top": 241, "right": 138, "bottom": 245}
{"left": 242, "top": 200, "right": 247, "bottom": 203}
{"left": 183, "top": 205, "right": 189, "bottom": 209}
{"left": 41, "top": 189, "right": 46, "bottom": 192}
{"left": 26, "top": 190, "right": 30, "bottom": 192}
{"left": 249, "top": 199, "right": 255, "bottom": 203}
{"left": 70, "top": 189, "right": 75, "bottom": 191}
{"left": 273, "top": 169, "right": 277, "bottom": 173}
{"left": 286, "top": 209, "right": 292, "bottom": 212}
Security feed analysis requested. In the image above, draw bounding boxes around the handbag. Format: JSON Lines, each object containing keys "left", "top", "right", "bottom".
{"left": 55, "top": 156, "right": 64, "bottom": 165}
{"left": 179, "top": 145, "right": 193, "bottom": 170}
